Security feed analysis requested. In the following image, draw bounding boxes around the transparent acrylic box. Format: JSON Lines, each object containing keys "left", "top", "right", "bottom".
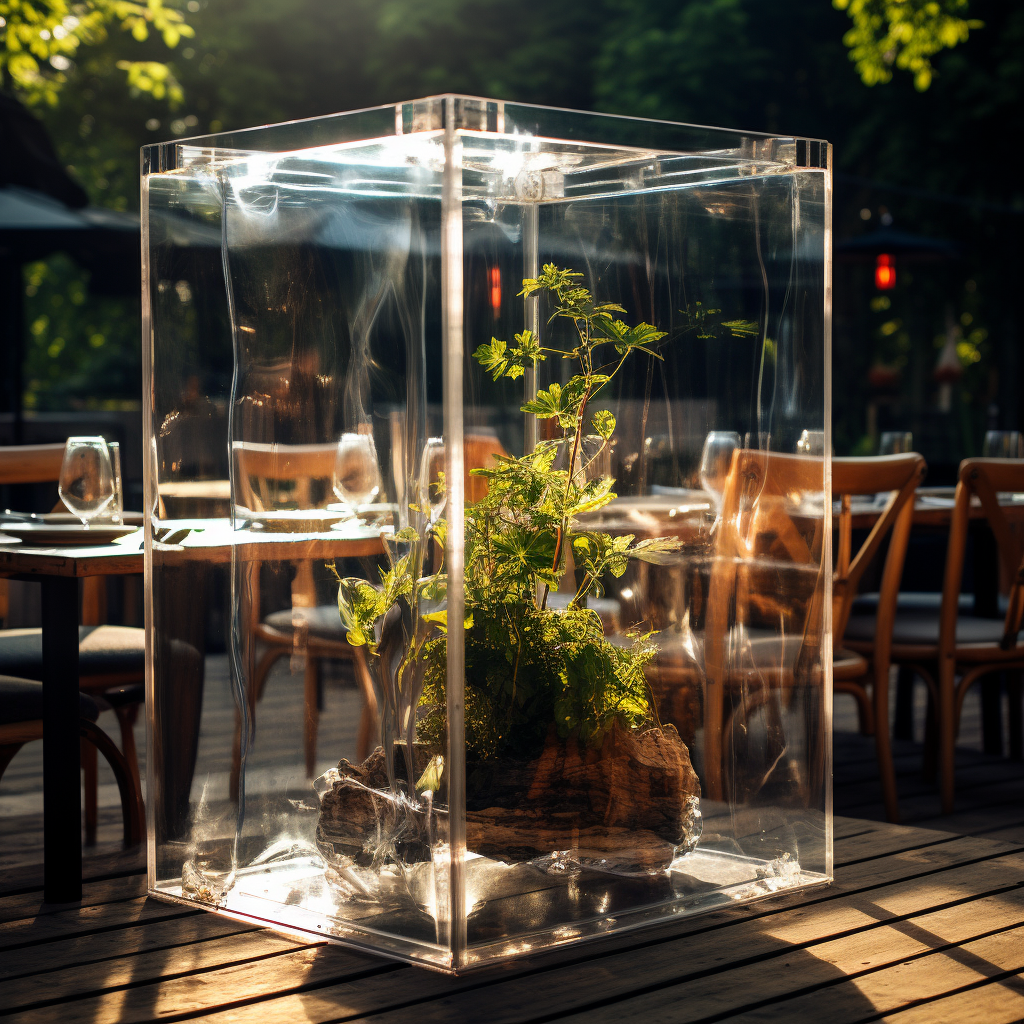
{"left": 142, "top": 95, "right": 832, "bottom": 973}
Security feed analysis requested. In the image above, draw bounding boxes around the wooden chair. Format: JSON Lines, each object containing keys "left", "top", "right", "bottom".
{"left": 702, "top": 450, "right": 925, "bottom": 819}
{"left": 0, "top": 674, "right": 144, "bottom": 845}
{"left": 832, "top": 453, "right": 927, "bottom": 821}
{"left": 844, "top": 458, "right": 1024, "bottom": 813}
{"left": 0, "top": 443, "right": 145, "bottom": 843}
{"left": 231, "top": 442, "right": 378, "bottom": 791}
{"left": 928, "top": 459, "right": 1024, "bottom": 812}
{"left": 702, "top": 450, "right": 826, "bottom": 804}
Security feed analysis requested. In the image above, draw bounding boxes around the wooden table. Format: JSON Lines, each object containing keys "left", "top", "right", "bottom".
{"left": 0, "top": 522, "right": 384, "bottom": 904}
{"left": 0, "top": 538, "right": 144, "bottom": 904}
{"left": 1, "top": 816, "right": 1022, "bottom": 1021}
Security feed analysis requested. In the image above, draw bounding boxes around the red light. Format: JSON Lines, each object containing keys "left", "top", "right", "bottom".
{"left": 875, "top": 253, "right": 896, "bottom": 290}
{"left": 490, "top": 266, "right": 501, "bottom": 316}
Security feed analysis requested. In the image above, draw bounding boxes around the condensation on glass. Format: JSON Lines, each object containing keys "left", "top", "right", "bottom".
{"left": 142, "top": 95, "right": 832, "bottom": 973}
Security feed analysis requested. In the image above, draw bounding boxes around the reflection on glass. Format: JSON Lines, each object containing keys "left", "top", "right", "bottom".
{"left": 796, "top": 430, "right": 826, "bottom": 456}
{"left": 58, "top": 436, "right": 115, "bottom": 527}
{"left": 879, "top": 431, "right": 913, "bottom": 455}
{"left": 700, "top": 432, "right": 740, "bottom": 508}
{"left": 417, "top": 437, "right": 446, "bottom": 524}
{"left": 983, "top": 431, "right": 1023, "bottom": 459}
{"left": 333, "top": 432, "right": 382, "bottom": 510}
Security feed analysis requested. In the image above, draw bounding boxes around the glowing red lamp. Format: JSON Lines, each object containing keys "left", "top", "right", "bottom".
{"left": 490, "top": 265, "right": 501, "bottom": 315}
{"left": 875, "top": 253, "right": 896, "bottom": 290}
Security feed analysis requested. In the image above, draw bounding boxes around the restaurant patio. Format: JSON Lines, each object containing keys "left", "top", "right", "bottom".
{"left": 2, "top": 0, "right": 1023, "bottom": 1020}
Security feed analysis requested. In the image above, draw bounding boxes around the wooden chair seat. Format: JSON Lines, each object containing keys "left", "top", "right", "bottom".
{"left": 0, "top": 625, "right": 145, "bottom": 679}
{"left": 0, "top": 674, "right": 100, "bottom": 723}
{"left": 0, "top": 674, "right": 144, "bottom": 845}
{"left": 263, "top": 605, "right": 349, "bottom": 641}
{"left": 845, "top": 612, "right": 1009, "bottom": 648}
{"left": 833, "top": 648, "right": 869, "bottom": 682}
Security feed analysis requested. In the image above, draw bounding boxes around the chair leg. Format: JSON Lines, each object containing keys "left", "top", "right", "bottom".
{"left": 0, "top": 744, "right": 23, "bottom": 783}
{"left": 1008, "top": 671, "right": 1023, "bottom": 762}
{"left": 871, "top": 664, "right": 900, "bottom": 823}
{"left": 81, "top": 737, "right": 98, "bottom": 845}
{"left": 938, "top": 655, "right": 958, "bottom": 815}
{"left": 112, "top": 703, "right": 140, "bottom": 781}
{"left": 893, "top": 666, "right": 915, "bottom": 741}
{"left": 304, "top": 655, "right": 320, "bottom": 778}
{"left": 79, "top": 720, "right": 144, "bottom": 846}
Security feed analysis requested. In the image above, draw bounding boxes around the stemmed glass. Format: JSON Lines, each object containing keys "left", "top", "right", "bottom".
{"left": 58, "top": 436, "right": 115, "bottom": 529}
{"left": 983, "top": 431, "right": 1023, "bottom": 458}
{"left": 417, "top": 437, "right": 446, "bottom": 525}
{"left": 700, "top": 431, "right": 740, "bottom": 510}
{"left": 333, "top": 431, "right": 382, "bottom": 512}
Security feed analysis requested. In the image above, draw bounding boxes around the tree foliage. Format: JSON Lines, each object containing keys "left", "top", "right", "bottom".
{"left": 0, "top": 0, "right": 193, "bottom": 106}
{"left": 833, "top": 0, "right": 982, "bottom": 90}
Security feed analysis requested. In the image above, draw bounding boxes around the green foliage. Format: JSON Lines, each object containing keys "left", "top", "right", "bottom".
{"left": 833, "top": 0, "right": 981, "bottom": 90}
{"left": 340, "top": 266, "right": 687, "bottom": 762}
{"left": 418, "top": 609, "right": 658, "bottom": 759}
{"left": 0, "top": 0, "right": 194, "bottom": 106}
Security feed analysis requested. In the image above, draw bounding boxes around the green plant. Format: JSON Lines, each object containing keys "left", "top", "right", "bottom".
{"left": 336, "top": 266, "right": 708, "bottom": 770}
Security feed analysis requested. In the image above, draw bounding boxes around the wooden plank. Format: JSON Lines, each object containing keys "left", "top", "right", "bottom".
{"left": 0, "top": 912, "right": 259, "bottom": 983}
{"left": 883, "top": 975, "right": 1024, "bottom": 1023}
{"left": 4, "top": 945, "right": 390, "bottom": 1024}
{"left": 0, "top": 930, "right": 312, "bottom": 1015}
{"left": 723, "top": 924, "right": 1024, "bottom": 1023}
{"left": 834, "top": 823, "right": 956, "bottom": 867}
{"left": 188, "top": 841, "right": 1024, "bottom": 1024}
{"left": 0, "top": 897, "right": 196, "bottom": 951}
{"left": 0, "top": 874, "right": 148, "bottom": 925}
{"left": 499, "top": 892, "right": 1024, "bottom": 1024}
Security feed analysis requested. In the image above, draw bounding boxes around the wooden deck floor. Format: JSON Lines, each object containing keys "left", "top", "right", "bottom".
{"left": 1, "top": 816, "right": 1023, "bottom": 1021}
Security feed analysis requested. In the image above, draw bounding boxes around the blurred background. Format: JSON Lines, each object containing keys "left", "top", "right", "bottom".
{"left": 1, "top": 0, "right": 1021, "bottom": 485}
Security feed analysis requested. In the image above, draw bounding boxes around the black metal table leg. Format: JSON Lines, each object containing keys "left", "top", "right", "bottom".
{"left": 41, "top": 576, "right": 81, "bottom": 903}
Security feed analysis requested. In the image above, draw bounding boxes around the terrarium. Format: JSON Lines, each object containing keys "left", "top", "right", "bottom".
{"left": 142, "top": 95, "right": 832, "bottom": 972}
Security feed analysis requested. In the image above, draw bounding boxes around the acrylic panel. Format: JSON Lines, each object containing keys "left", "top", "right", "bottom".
{"left": 143, "top": 95, "right": 832, "bottom": 973}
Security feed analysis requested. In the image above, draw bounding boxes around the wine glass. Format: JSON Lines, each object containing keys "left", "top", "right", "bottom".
{"left": 700, "top": 431, "right": 740, "bottom": 509}
{"left": 417, "top": 437, "right": 446, "bottom": 524}
{"left": 333, "top": 432, "right": 382, "bottom": 511}
{"left": 983, "top": 431, "right": 1023, "bottom": 458}
{"left": 58, "top": 436, "right": 115, "bottom": 528}
{"left": 879, "top": 431, "right": 913, "bottom": 455}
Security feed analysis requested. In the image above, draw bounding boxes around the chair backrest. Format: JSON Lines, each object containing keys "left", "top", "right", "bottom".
{"left": 941, "top": 458, "right": 1024, "bottom": 654}
{"left": 832, "top": 453, "right": 927, "bottom": 643}
{"left": 706, "top": 451, "right": 826, "bottom": 683}
{"left": 0, "top": 443, "right": 65, "bottom": 486}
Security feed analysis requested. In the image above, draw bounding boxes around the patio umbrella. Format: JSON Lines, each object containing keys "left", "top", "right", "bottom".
{"left": 1, "top": 94, "right": 139, "bottom": 442}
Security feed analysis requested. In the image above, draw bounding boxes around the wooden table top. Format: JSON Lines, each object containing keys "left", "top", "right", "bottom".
{"left": 0, "top": 521, "right": 386, "bottom": 578}
{"left": 1, "top": 816, "right": 1022, "bottom": 1022}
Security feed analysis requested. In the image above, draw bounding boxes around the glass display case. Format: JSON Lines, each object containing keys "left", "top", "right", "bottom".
{"left": 142, "top": 95, "right": 832, "bottom": 973}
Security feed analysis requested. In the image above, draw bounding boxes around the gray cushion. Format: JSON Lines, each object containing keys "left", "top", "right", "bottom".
{"left": 264, "top": 605, "right": 347, "bottom": 641}
{"left": 845, "top": 612, "right": 1011, "bottom": 646}
{"left": 0, "top": 625, "right": 145, "bottom": 679}
{"left": 0, "top": 674, "right": 99, "bottom": 725}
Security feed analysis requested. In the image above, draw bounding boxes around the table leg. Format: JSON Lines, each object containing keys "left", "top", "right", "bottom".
{"left": 41, "top": 576, "right": 81, "bottom": 903}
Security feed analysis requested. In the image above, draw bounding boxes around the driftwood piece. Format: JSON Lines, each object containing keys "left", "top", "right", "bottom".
{"left": 317, "top": 724, "right": 701, "bottom": 875}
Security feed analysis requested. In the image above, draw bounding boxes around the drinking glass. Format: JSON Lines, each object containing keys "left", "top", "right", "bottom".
{"left": 108, "top": 441, "right": 124, "bottom": 524}
{"left": 700, "top": 431, "right": 740, "bottom": 509}
{"left": 333, "top": 432, "right": 382, "bottom": 510}
{"left": 417, "top": 437, "right": 446, "bottom": 524}
{"left": 796, "top": 430, "right": 826, "bottom": 456}
{"left": 58, "top": 436, "right": 115, "bottom": 528}
{"left": 879, "top": 431, "right": 913, "bottom": 455}
{"left": 983, "top": 431, "right": 1023, "bottom": 458}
